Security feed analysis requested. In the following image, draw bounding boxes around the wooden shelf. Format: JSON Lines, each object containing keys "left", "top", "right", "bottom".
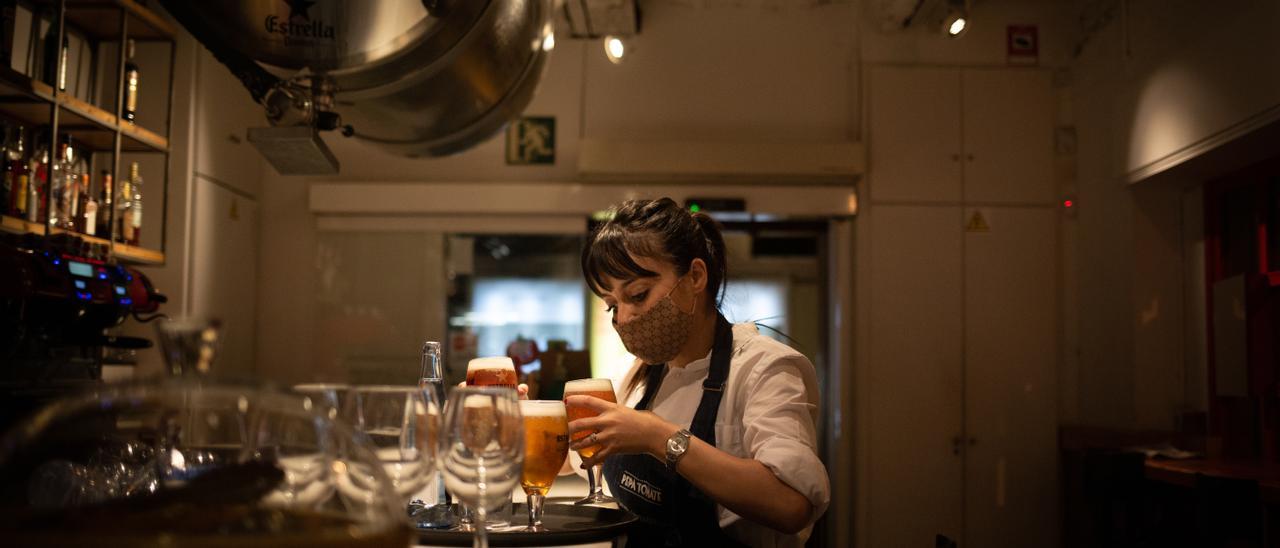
{"left": 1, "top": 214, "right": 45, "bottom": 235}
{"left": 0, "top": 68, "right": 169, "bottom": 153}
{"left": 63, "top": 0, "right": 177, "bottom": 41}
{"left": 48, "top": 225, "right": 109, "bottom": 246}
{"left": 113, "top": 242, "right": 163, "bottom": 264}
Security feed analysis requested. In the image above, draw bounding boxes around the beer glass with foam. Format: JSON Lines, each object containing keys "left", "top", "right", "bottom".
{"left": 517, "top": 400, "right": 568, "bottom": 531}
{"left": 563, "top": 378, "right": 617, "bottom": 506}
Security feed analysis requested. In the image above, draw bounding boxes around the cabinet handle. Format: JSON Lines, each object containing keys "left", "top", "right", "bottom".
{"left": 952, "top": 436, "right": 963, "bottom": 455}
{"left": 966, "top": 153, "right": 975, "bottom": 161}
{"left": 951, "top": 153, "right": 960, "bottom": 162}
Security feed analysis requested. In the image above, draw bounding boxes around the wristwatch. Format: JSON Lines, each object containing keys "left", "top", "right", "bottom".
{"left": 665, "top": 429, "right": 693, "bottom": 471}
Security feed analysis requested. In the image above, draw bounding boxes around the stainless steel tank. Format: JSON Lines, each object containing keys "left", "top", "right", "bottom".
{"left": 175, "top": 0, "right": 554, "bottom": 158}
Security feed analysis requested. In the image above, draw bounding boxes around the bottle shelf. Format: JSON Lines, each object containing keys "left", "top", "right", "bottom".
{"left": 1, "top": 215, "right": 166, "bottom": 265}
{"left": 0, "top": 214, "right": 44, "bottom": 235}
{"left": 113, "top": 241, "right": 163, "bottom": 264}
{"left": 0, "top": 0, "right": 173, "bottom": 267}
{"left": 0, "top": 67, "right": 168, "bottom": 153}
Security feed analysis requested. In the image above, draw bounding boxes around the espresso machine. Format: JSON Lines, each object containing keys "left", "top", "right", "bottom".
{"left": 0, "top": 231, "right": 165, "bottom": 431}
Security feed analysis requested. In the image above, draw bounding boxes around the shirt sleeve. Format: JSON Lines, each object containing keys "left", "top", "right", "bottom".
{"left": 740, "top": 352, "right": 831, "bottom": 523}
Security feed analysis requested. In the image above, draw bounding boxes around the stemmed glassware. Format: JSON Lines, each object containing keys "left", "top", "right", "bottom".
{"left": 518, "top": 400, "right": 569, "bottom": 531}
{"left": 439, "top": 386, "right": 524, "bottom": 548}
{"left": 563, "top": 378, "right": 618, "bottom": 506}
{"left": 337, "top": 386, "right": 439, "bottom": 515}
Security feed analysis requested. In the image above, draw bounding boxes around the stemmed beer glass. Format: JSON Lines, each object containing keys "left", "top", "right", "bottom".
{"left": 564, "top": 378, "right": 617, "bottom": 506}
{"left": 518, "top": 400, "right": 569, "bottom": 531}
{"left": 439, "top": 387, "right": 523, "bottom": 548}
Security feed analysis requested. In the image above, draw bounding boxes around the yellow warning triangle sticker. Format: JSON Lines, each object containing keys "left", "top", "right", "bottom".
{"left": 966, "top": 210, "right": 990, "bottom": 232}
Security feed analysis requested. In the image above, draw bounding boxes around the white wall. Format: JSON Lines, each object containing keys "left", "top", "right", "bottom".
{"left": 1067, "top": 0, "right": 1280, "bottom": 430}
{"left": 120, "top": 22, "right": 264, "bottom": 379}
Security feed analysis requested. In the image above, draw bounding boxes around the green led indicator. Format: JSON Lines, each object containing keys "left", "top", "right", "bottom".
{"left": 689, "top": 203, "right": 701, "bottom": 213}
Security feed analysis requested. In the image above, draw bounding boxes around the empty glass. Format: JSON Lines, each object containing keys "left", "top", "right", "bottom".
{"left": 337, "top": 386, "right": 439, "bottom": 515}
{"left": 155, "top": 317, "right": 222, "bottom": 377}
{"left": 439, "top": 386, "right": 523, "bottom": 548}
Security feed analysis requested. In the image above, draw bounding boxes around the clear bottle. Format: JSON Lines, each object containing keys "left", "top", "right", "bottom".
{"left": 122, "top": 39, "right": 139, "bottom": 122}
{"left": 48, "top": 139, "right": 71, "bottom": 229}
{"left": 95, "top": 170, "right": 111, "bottom": 237}
{"left": 82, "top": 170, "right": 96, "bottom": 236}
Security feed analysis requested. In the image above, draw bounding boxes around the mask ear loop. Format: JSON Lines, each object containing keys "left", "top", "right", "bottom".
{"left": 667, "top": 273, "right": 698, "bottom": 316}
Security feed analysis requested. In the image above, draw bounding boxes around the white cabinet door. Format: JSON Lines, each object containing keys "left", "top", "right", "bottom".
{"left": 194, "top": 48, "right": 264, "bottom": 198}
{"left": 191, "top": 177, "right": 259, "bottom": 378}
{"left": 868, "top": 66, "right": 963, "bottom": 203}
{"left": 962, "top": 206, "right": 1059, "bottom": 547}
{"left": 866, "top": 205, "right": 965, "bottom": 547}
{"left": 962, "top": 70, "right": 1055, "bottom": 204}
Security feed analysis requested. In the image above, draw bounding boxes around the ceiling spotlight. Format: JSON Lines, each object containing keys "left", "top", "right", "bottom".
{"left": 943, "top": 0, "right": 969, "bottom": 38}
{"left": 542, "top": 22, "right": 558, "bottom": 51}
{"left": 604, "top": 35, "right": 626, "bottom": 64}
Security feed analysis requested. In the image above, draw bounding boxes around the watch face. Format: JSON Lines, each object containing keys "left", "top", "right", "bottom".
{"left": 668, "top": 434, "right": 688, "bottom": 453}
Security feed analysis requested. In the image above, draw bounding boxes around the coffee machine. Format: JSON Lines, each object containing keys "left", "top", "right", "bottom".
{"left": 0, "top": 231, "right": 165, "bottom": 430}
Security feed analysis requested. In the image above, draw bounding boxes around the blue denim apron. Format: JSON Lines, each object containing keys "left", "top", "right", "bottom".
{"left": 603, "top": 315, "right": 745, "bottom": 547}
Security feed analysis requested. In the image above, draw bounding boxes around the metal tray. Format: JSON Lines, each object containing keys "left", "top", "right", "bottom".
{"left": 417, "top": 502, "right": 637, "bottom": 547}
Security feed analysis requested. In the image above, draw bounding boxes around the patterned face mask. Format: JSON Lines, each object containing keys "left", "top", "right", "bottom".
{"left": 614, "top": 277, "right": 694, "bottom": 365}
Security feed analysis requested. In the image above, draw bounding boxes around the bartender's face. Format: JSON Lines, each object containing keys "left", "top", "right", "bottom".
{"left": 600, "top": 254, "right": 707, "bottom": 326}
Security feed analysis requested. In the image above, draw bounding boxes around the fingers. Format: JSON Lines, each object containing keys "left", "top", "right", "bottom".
{"left": 517, "top": 383, "right": 530, "bottom": 400}
{"left": 581, "top": 446, "right": 614, "bottom": 469}
{"left": 567, "top": 415, "right": 607, "bottom": 436}
{"left": 564, "top": 395, "right": 614, "bottom": 412}
{"left": 568, "top": 428, "right": 604, "bottom": 451}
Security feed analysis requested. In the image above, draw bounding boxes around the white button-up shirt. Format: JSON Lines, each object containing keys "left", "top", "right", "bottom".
{"left": 612, "top": 322, "right": 830, "bottom": 548}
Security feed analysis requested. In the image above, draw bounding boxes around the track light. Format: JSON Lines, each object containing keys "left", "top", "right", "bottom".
{"left": 604, "top": 35, "right": 626, "bottom": 64}
{"left": 943, "top": 0, "right": 969, "bottom": 38}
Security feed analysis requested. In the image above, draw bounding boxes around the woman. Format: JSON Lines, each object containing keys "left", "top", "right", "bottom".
{"left": 568, "top": 198, "right": 829, "bottom": 547}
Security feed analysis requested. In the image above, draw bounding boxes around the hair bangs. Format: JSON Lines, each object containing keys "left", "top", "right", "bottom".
{"left": 583, "top": 226, "right": 661, "bottom": 295}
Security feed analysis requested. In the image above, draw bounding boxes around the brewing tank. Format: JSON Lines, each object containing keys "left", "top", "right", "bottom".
{"left": 169, "top": 0, "right": 553, "bottom": 159}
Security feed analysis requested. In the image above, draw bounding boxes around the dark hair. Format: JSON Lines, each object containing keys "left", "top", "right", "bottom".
{"left": 582, "top": 198, "right": 728, "bottom": 308}
{"left": 583, "top": 198, "right": 729, "bottom": 395}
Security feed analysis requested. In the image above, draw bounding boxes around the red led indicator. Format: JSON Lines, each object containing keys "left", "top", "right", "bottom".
{"left": 1063, "top": 200, "right": 1074, "bottom": 208}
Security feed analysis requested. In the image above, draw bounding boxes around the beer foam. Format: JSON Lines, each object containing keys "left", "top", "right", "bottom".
{"left": 467, "top": 356, "right": 515, "bottom": 373}
{"left": 463, "top": 394, "right": 494, "bottom": 408}
{"left": 519, "top": 400, "right": 566, "bottom": 417}
{"left": 563, "top": 378, "right": 614, "bottom": 393}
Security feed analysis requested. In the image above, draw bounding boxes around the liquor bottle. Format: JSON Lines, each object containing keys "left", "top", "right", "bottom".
{"left": 48, "top": 139, "right": 70, "bottom": 229}
{"left": 82, "top": 171, "right": 96, "bottom": 236}
{"left": 71, "top": 141, "right": 88, "bottom": 231}
{"left": 0, "top": 125, "right": 9, "bottom": 214}
{"left": 8, "top": 126, "right": 25, "bottom": 218}
{"left": 122, "top": 40, "right": 139, "bottom": 122}
{"left": 95, "top": 170, "right": 111, "bottom": 237}
{"left": 28, "top": 132, "right": 47, "bottom": 224}
{"left": 41, "top": 24, "right": 67, "bottom": 91}
{"left": 119, "top": 162, "right": 142, "bottom": 245}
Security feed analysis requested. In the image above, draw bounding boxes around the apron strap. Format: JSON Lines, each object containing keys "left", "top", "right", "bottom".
{"left": 690, "top": 314, "right": 733, "bottom": 446}
{"left": 634, "top": 314, "right": 734, "bottom": 447}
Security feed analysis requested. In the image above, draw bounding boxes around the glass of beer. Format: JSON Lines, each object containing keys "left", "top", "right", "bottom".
{"left": 518, "top": 400, "right": 569, "bottom": 531}
{"left": 563, "top": 378, "right": 617, "bottom": 506}
{"left": 466, "top": 356, "right": 518, "bottom": 387}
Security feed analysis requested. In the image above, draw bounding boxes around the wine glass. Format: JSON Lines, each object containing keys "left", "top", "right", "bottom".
{"left": 518, "top": 400, "right": 568, "bottom": 531}
{"left": 154, "top": 317, "right": 222, "bottom": 378}
{"left": 564, "top": 378, "right": 617, "bottom": 506}
{"left": 439, "top": 386, "right": 523, "bottom": 548}
{"left": 337, "top": 386, "right": 439, "bottom": 516}
{"left": 463, "top": 356, "right": 519, "bottom": 526}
